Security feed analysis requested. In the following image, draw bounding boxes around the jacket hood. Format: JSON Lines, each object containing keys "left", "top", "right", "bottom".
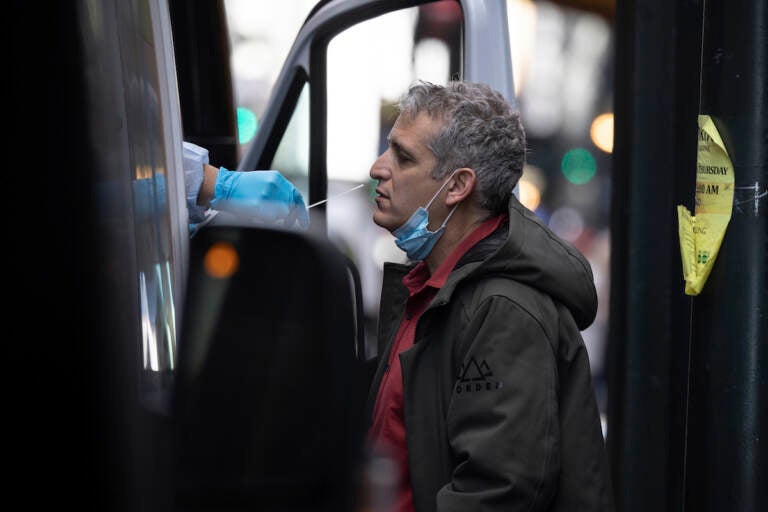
{"left": 450, "top": 194, "right": 598, "bottom": 330}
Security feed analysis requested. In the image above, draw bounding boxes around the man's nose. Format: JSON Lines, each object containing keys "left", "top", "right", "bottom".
{"left": 369, "top": 151, "right": 391, "bottom": 180}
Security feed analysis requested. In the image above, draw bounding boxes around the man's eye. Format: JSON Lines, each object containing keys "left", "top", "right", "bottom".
{"left": 397, "top": 153, "right": 412, "bottom": 163}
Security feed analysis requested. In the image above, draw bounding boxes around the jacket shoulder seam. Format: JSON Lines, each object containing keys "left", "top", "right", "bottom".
{"left": 457, "top": 277, "right": 558, "bottom": 344}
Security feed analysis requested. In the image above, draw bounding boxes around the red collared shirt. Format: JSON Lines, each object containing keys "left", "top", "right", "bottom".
{"left": 368, "top": 214, "right": 506, "bottom": 512}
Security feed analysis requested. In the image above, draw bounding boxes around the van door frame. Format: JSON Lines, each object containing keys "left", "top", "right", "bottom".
{"left": 238, "top": 0, "right": 515, "bottom": 231}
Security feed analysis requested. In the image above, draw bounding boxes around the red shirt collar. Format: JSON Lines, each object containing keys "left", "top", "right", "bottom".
{"left": 403, "top": 214, "right": 506, "bottom": 294}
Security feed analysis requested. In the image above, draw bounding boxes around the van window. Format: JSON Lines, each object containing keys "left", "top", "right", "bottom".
{"left": 271, "top": 83, "right": 310, "bottom": 199}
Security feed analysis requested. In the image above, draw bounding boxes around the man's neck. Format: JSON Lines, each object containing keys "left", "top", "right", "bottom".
{"left": 424, "top": 212, "right": 488, "bottom": 274}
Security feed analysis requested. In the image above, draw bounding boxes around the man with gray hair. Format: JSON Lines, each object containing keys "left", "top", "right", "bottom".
{"left": 364, "top": 80, "right": 613, "bottom": 511}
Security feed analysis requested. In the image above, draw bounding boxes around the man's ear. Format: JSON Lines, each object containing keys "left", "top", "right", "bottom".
{"left": 446, "top": 168, "right": 476, "bottom": 206}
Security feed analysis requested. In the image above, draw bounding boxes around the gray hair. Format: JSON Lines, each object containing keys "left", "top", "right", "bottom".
{"left": 397, "top": 80, "right": 526, "bottom": 214}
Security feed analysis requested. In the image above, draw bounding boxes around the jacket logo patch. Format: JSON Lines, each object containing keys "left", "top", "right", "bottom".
{"left": 455, "top": 358, "right": 503, "bottom": 393}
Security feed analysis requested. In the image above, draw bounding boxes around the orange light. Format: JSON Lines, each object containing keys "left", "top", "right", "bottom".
{"left": 518, "top": 179, "right": 541, "bottom": 211}
{"left": 204, "top": 242, "right": 240, "bottom": 279}
{"left": 590, "top": 112, "right": 614, "bottom": 153}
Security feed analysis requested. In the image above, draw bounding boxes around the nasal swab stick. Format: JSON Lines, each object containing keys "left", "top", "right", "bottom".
{"left": 308, "top": 183, "right": 365, "bottom": 208}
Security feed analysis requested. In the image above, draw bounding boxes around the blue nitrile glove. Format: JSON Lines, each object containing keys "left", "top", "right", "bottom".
{"left": 210, "top": 167, "right": 310, "bottom": 229}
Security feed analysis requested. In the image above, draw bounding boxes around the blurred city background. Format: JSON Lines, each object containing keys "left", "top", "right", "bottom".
{"left": 223, "top": 0, "right": 614, "bottom": 420}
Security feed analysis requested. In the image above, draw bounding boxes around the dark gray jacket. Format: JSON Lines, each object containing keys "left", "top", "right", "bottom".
{"left": 364, "top": 194, "right": 615, "bottom": 512}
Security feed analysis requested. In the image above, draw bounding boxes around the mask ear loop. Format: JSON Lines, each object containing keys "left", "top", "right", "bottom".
{"left": 441, "top": 202, "right": 459, "bottom": 226}
{"left": 424, "top": 169, "right": 461, "bottom": 229}
{"left": 425, "top": 169, "right": 460, "bottom": 210}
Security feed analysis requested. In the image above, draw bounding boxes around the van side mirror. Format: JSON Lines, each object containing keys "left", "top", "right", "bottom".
{"left": 174, "top": 225, "right": 368, "bottom": 511}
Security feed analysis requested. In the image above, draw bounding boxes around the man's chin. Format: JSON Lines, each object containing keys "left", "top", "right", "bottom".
{"left": 372, "top": 212, "right": 397, "bottom": 233}
{"left": 371, "top": 211, "right": 385, "bottom": 227}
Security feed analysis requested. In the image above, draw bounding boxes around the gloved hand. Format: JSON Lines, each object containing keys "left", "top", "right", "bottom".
{"left": 210, "top": 167, "right": 310, "bottom": 229}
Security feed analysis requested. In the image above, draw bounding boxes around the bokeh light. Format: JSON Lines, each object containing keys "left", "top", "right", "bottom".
{"left": 204, "top": 242, "right": 240, "bottom": 279}
{"left": 590, "top": 112, "right": 614, "bottom": 153}
{"left": 518, "top": 178, "right": 542, "bottom": 211}
{"left": 549, "top": 206, "right": 584, "bottom": 242}
{"left": 561, "top": 147, "right": 596, "bottom": 185}
{"left": 237, "top": 106, "right": 258, "bottom": 144}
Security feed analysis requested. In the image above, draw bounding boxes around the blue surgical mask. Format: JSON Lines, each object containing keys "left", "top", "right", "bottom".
{"left": 393, "top": 170, "right": 459, "bottom": 261}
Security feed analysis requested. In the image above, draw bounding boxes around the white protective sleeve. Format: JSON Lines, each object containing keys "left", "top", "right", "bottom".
{"left": 182, "top": 141, "right": 210, "bottom": 224}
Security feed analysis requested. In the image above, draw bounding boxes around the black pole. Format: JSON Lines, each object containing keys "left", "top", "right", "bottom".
{"left": 607, "top": 0, "right": 702, "bottom": 510}
{"left": 686, "top": 0, "right": 768, "bottom": 510}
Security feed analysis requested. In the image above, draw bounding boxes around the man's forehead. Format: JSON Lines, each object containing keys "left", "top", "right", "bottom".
{"left": 388, "top": 112, "right": 442, "bottom": 148}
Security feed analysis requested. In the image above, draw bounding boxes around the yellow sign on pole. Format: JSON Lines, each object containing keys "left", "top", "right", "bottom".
{"left": 677, "top": 115, "right": 734, "bottom": 295}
